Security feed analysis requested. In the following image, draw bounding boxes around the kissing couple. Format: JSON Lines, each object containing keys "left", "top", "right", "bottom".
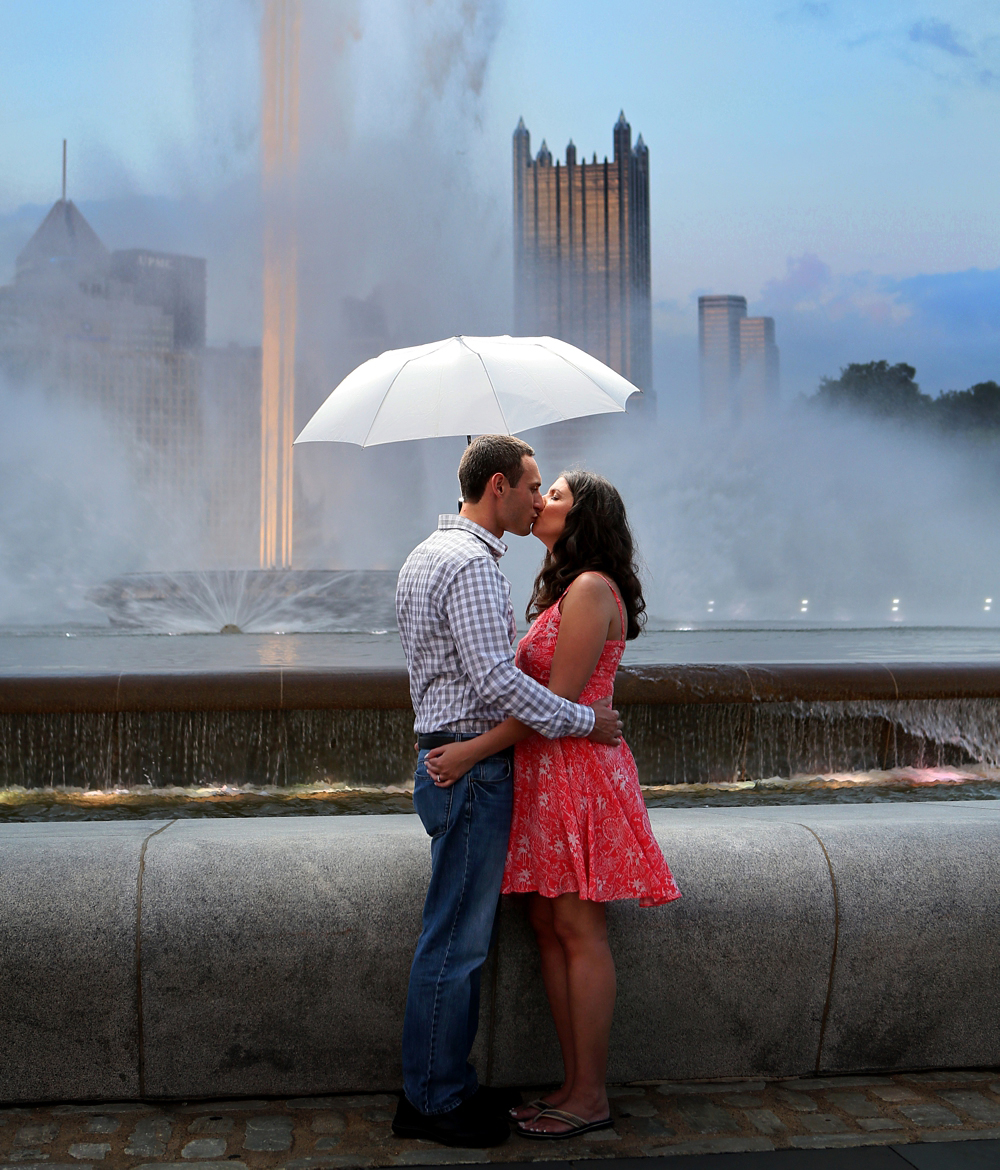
{"left": 392, "top": 434, "right": 681, "bottom": 1148}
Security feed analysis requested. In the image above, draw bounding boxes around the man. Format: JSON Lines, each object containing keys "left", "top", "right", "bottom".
{"left": 392, "top": 435, "right": 623, "bottom": 1148}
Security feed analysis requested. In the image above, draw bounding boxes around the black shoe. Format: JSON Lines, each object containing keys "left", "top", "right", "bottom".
{"left": 468, "top": 1085, "right": 523, "bottom": 1118}
{"left": 392, "top": 1093, "right": 510, "bottom": 1148}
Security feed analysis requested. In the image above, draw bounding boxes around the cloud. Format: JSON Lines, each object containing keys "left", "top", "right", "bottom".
{"left": 775, "top": 1, "right": 830, "bottom": 22}
{"left": 751, "top": 254, "right": 1000, "bottom": 396}
{"left": 909, "top": 18, "right": 974, "bottom": 58}
{"left": 844, "top": 29, "right": 888, "bottom": 50}
{"left": 648, "top": 253, "right": 1000, "bottom": 406}
{"left": 838, "top": 15, "right": 998, "bottom": 90}
{"left": 891, "top": 267, "right": 1000, "bottom": 336}
{"left": 760, "top": 253, "right": 910, "bottom": 326}
{"left": 760, "top": 253, "right": 831, "bottom": 306}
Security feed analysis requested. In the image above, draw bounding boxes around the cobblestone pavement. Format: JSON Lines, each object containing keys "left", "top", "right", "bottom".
{"left": 3, "top": 1069, "right": 1000, "bottom": 1169}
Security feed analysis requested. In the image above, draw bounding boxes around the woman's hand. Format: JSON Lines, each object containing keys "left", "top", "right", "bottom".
{"left": 424, "top": 741, "right": 479, "bottom": 787}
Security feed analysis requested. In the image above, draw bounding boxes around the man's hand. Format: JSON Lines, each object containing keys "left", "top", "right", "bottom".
{"left": 588, "top": 696, "right": 622, "bottom": 745}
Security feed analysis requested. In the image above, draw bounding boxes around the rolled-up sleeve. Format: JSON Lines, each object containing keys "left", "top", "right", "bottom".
{"left": 443, "top": 558, "right": 595, "bottom": 739}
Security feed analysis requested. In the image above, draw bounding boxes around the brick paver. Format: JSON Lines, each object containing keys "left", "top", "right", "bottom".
{"left": 2, "top": 1069, "right": 1000, "bottom": 1167}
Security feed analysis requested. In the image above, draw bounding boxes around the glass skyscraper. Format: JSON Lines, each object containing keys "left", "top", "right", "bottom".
{"left": 513, "top": 112, "right": 652, "bottom": 397}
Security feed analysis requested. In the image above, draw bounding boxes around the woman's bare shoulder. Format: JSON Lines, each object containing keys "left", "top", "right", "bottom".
{"left": 563, "top": 572, "right": 620, "bottom": 607}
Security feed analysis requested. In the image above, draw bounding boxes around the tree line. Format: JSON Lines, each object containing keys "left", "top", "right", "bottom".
{"left": 810, "top": 361, "right": 1000, "bottom": 431}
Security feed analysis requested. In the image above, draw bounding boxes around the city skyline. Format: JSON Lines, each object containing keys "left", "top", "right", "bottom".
{"left": 0, "top": 2, "right": 997, "bottom": 402}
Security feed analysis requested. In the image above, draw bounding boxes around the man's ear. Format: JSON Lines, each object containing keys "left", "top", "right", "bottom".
{"left": 489, "top": 471, "right": 506, "bottom": 497}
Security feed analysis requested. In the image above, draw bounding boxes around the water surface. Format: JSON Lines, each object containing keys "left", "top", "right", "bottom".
{"left": 2, "top": 769, "right": 998, "bottom": 821}
{"left": 4, "top": 624, "right": 1000, "bottom": 675}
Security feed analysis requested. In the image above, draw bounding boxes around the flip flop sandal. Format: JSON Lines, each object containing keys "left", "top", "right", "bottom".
{"left": 508, "top": 1098, "right": 550, "bottom": 1121}
{"left": 516, "top": 1107, "right": 614, "bottom": 1140}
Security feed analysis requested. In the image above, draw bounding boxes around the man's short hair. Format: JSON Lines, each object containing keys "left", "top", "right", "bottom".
{"left": 459, "top": 435, "right": 535, "bottom": 503}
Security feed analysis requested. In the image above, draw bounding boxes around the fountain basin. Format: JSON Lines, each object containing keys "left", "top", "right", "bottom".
{"left": 4, "top": 661, "right": 1000, "bottom": 714}
{"left": 1, "top": 663, "right": 999, "bottom": 796}
{"left": 2, "top": 804, "right": 999, "bottom": 1103}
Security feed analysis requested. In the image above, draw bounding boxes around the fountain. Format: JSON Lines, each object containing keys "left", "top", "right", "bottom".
{"left": 3, "top": 659, "right": 1000, "bottom": 820}
{"left": 86, "top": 568, "right": 397, "bottom": 634}
{"left": 4, "top": 3, "right": 1000, "bottom": 1112}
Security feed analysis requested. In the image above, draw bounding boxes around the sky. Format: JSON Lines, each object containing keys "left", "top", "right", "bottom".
{"left": 1, "top": 0, "right": 998, "bottom": 402}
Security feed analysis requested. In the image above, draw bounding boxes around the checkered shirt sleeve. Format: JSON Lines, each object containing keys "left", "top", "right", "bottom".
{"left": 443, "top": 557, "right": 595, "bottom": 739}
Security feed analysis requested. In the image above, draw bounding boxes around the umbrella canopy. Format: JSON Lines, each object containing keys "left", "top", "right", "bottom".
{"left": 293, "top": 334, "right": 639, "bottom": 448}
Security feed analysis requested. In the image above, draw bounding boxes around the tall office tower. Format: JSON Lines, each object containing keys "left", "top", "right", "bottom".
{"left": 698, "top": 296, "right": 780, "bottom": 421}
{"left": 698, "top": 295, "right": 746, "bottom": 421}
{"left": 4, "top": 199, "right": 173, "bottom": 353}
{"left": 0, "top": 196, "right": 260, "bottom": 565}
{"left": 513, "top": 112, "right": 652, "bottom": 399}
{"left": 738, "top": 316, "right": 779, "bottom": 414}
{"left": 110, "top": 250, "right": 207, "bottom": 349}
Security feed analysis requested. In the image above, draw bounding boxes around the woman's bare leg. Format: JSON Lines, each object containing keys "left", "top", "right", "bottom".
{"left": 519, "top": 894, "right": 615, "bottom": 1135}
{"left": 509, "top": 894, "right": 575, "bottom": 1119}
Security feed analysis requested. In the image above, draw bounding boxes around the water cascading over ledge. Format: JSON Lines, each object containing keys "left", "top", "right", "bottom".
{"left": 2, "top": 663, "right": 1000, "bottom": 793}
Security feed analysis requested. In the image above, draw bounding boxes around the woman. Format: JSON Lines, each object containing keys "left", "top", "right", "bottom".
{"left": 424, "top": 470, "right": 681, "bottom": 1140}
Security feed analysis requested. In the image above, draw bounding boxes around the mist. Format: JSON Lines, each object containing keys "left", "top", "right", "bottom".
{"left": 0, "top": 0, "right": 997, "bottom": 631}
{"left": 558, "top": 405, "right": 1000, "bottom": 628}
{"left": 0, "top": 378, "right": 192, "bottom": 626}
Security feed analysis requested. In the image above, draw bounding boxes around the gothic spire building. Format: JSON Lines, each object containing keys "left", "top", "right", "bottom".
{"left": 513, "top": 112, "right": 652, "bottom": 398}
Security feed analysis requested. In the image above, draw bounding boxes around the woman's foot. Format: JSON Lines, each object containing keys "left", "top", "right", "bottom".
{"left": 516, "top": 1092, "right": 610, "bottom": 1137}
{"left": 508, "top": 1088, "right": 570, "bottom": 1122}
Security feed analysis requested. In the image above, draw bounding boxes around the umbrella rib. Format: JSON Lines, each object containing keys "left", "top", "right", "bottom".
{"left": 360, "top": 337, "right": 453, "bottom": 446}
{"left": 531, "top": 340, "right": 632, "bottom": 409}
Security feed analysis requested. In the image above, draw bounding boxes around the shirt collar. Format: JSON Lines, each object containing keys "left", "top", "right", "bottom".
{"left": 437, "top": 514, "right": 507, "bottom": 560}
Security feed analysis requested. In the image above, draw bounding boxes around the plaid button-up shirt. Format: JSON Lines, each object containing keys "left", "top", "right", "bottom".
{"left": 396, "top": 515, "right": 596, "bottom": 738}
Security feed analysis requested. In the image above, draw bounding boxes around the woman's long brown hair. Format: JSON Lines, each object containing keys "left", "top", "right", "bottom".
{"left": 527, "top": 470, "right": 646, "bottom": 640}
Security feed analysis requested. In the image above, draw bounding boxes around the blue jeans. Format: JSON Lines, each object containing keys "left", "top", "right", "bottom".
{"left": 402, "top": 746, "right": 514, "bottom": 1115}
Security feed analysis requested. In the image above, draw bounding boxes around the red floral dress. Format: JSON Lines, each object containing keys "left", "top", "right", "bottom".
{"left": 501, "top": 580, "right": 682, "bottom": 907}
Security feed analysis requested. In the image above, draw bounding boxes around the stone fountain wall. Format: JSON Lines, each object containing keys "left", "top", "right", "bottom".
{"left": 2, "top": 803, "right": 1000, "bottom": 1103}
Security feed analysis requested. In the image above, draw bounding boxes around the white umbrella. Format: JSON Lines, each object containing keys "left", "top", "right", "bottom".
{"left": 293, "top": 334, "right": 639, "bottom": 448}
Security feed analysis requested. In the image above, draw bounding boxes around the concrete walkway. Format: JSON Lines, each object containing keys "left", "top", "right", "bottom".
{"left": 3, "top": 1070, "right": 1000, "bottom": 1170}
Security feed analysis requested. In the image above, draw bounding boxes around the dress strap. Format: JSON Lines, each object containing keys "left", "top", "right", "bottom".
{"left": 595, "top": 573, "right": 626, "bottom": 641}
{"left": 560, "top": 573, "right": 625, "bottom": 639}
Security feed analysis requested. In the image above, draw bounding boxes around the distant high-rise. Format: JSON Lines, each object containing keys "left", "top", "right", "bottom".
{"left": 698, "top": 295, "right": 779, "bottom": 421}
{"left": 0, "top": 196, "right": 259, "bottom": 565}
{"left": 738, "top": 315, "right": 780, "bottom": 415}
{"left": 698, "top": 295, "right": 746, "bottom": 420}
{"left": 110, "top": 249, "right": 207, "bottom": 349}
{"left": 513, "top": 112, "right": 652, "bottom": 399}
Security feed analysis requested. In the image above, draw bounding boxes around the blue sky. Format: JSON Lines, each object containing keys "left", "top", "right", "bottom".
{"left": 1, "top": 0, "right": 998, "bottom": 400}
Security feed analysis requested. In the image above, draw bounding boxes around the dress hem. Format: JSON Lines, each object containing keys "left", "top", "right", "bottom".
{"left": 502, "top": 882, "right": 682, "bottom": 908}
